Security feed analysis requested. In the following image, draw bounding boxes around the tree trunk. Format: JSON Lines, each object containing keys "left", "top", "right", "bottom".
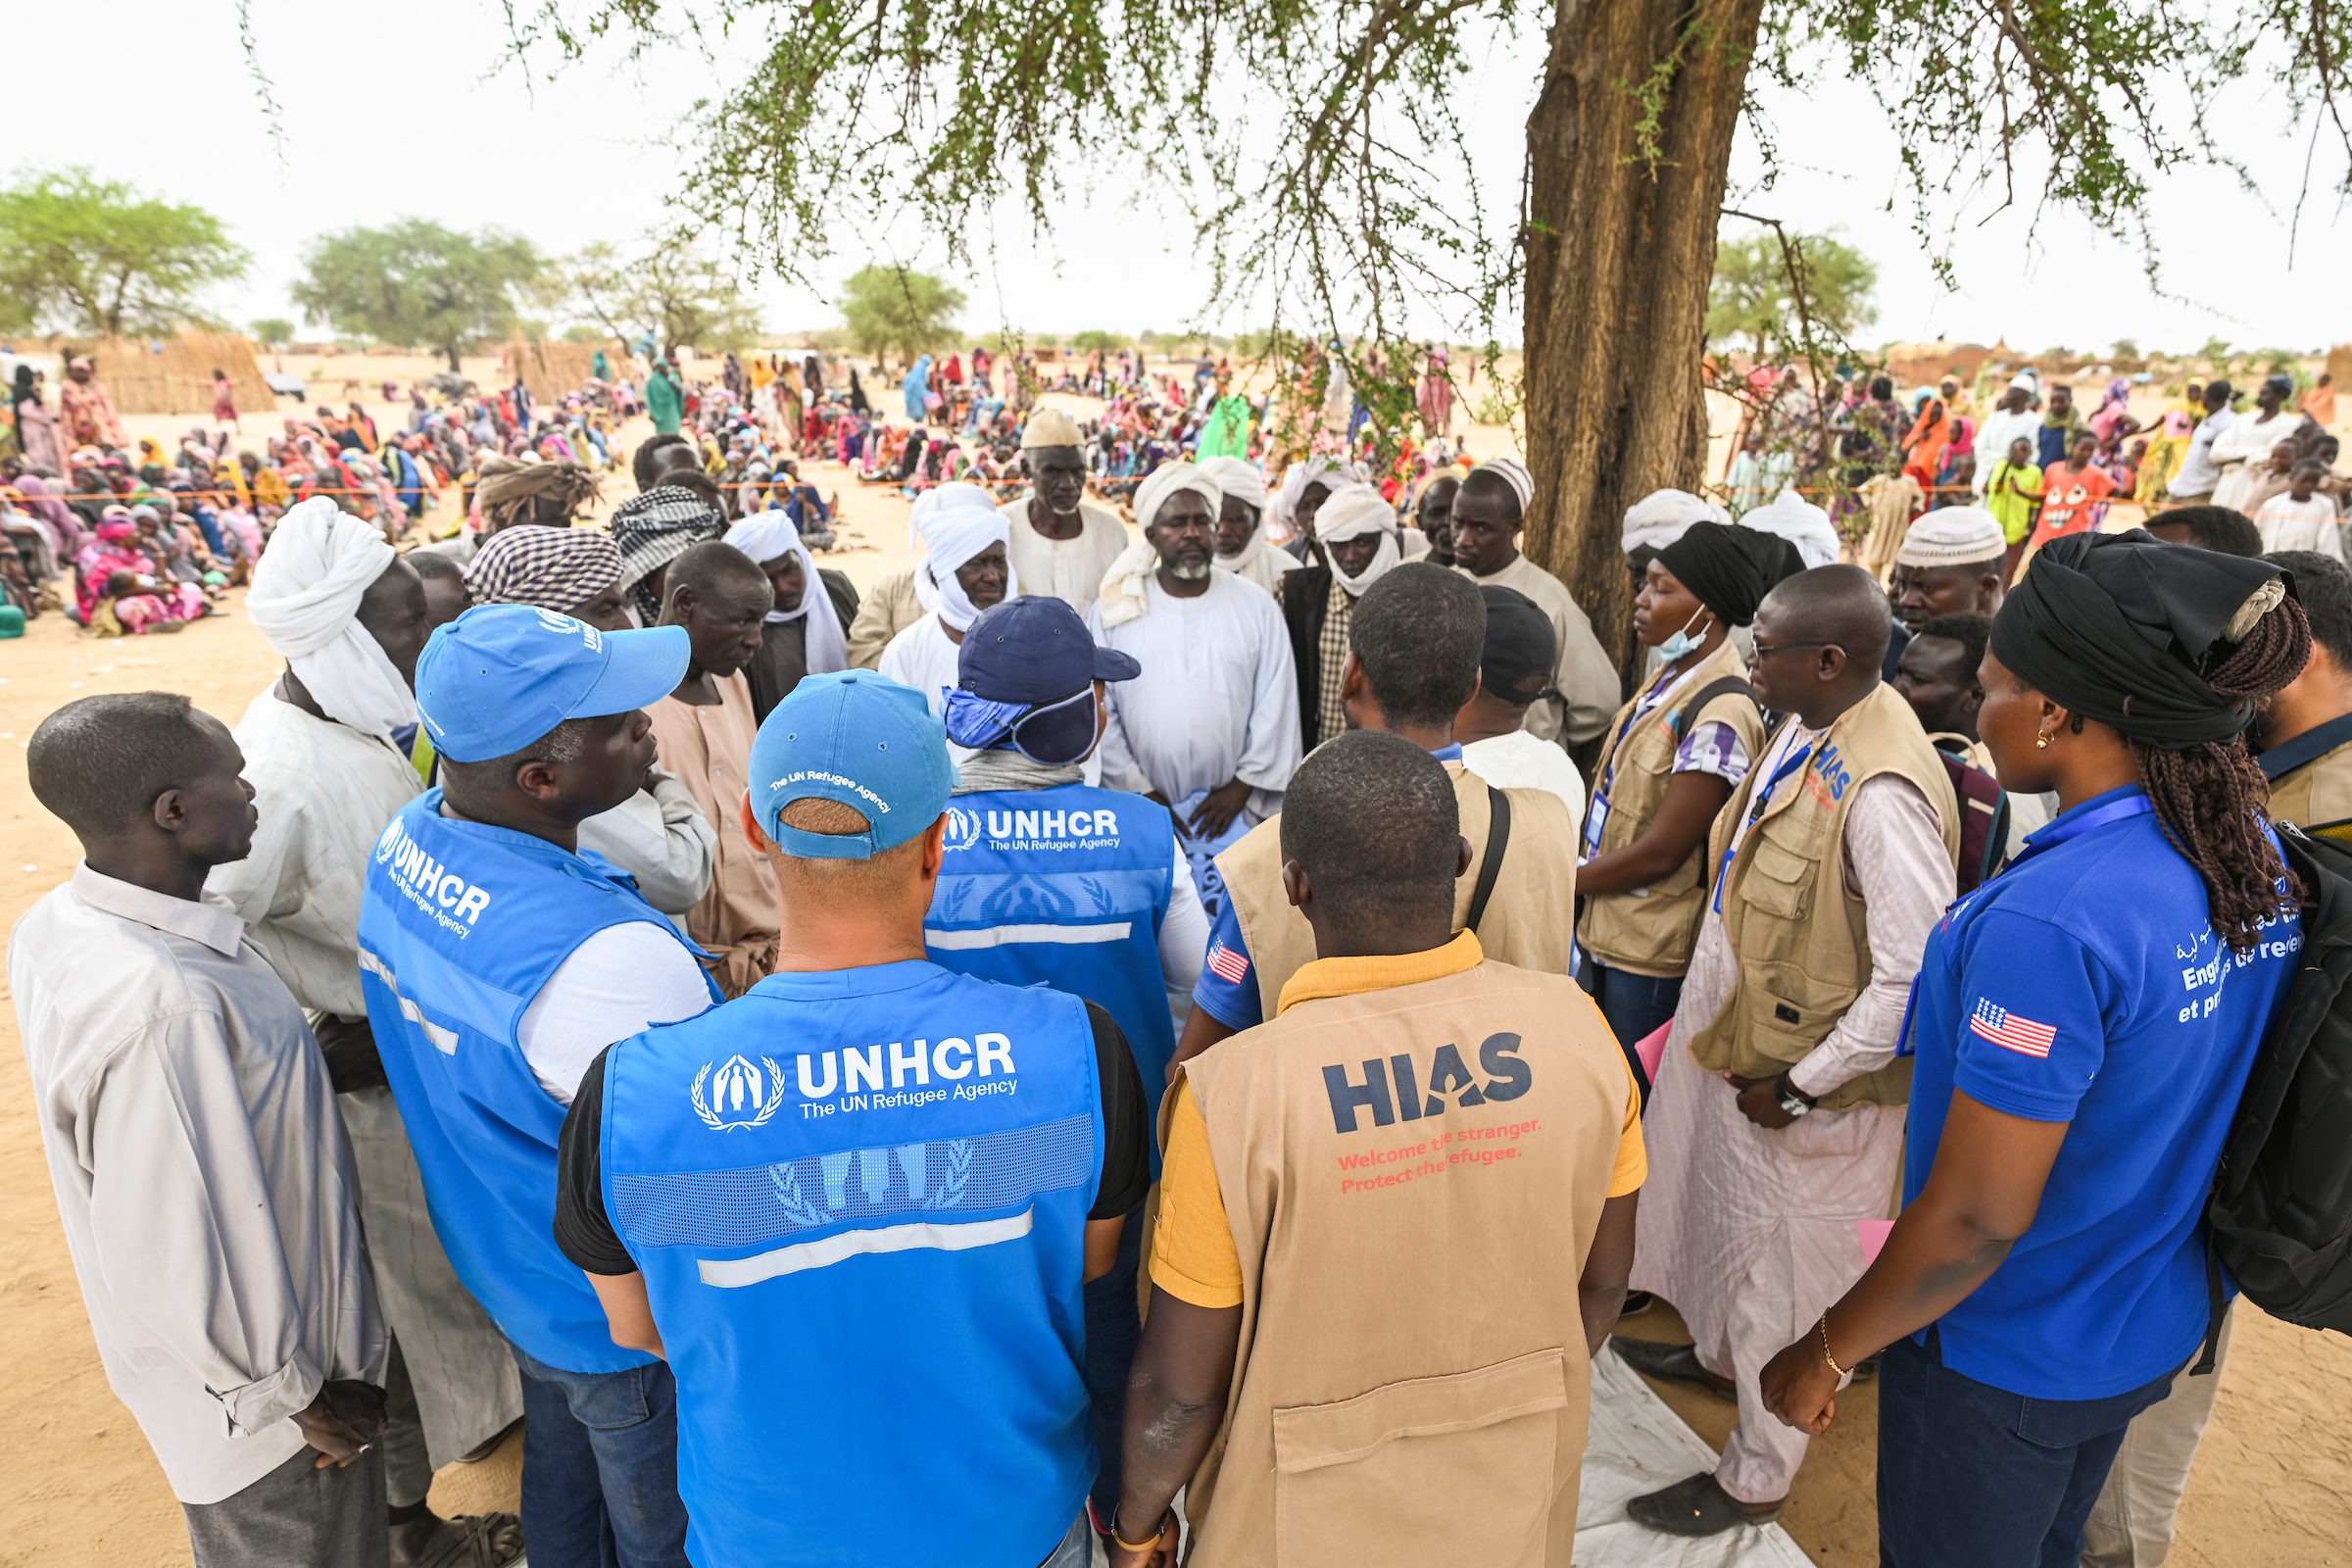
{"left": 1520, "top": 0, "right": 1766, "bottom": 676}
{"left": 445, "top": 343, "right": 465, "bottom": 373}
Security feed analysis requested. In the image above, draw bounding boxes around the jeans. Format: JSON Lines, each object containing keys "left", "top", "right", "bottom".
{"left": 1040, "top": 1513, "right": 1092, "bottom": 1568}
{"left": 1083, "top": 1202, "right": 1147, "bottom": 1512}
{"left": 1580, "top": 961, "right": 1683, "bottom": 1105}
{"left": 1878, "top": 1330, "right": 2179, "bottom": 1568}
{"left": 510, "top": 1344, "right": 690, "bottom": 1568}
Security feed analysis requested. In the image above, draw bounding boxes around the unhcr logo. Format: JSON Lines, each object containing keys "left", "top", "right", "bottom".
{"left": 693, "top": 1054, "right": 789, "bottom": 1131}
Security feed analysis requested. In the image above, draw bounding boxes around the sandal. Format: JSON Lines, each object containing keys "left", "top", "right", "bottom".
{"left": 1626, "top": 1472, "right": 1781, "bottom": 1538}
{"left": 391, "top": 1510, "right": 523, "bottom": 1568}
{"left": 1612, "top": 1337, "right": 1737, "bottom": 1398}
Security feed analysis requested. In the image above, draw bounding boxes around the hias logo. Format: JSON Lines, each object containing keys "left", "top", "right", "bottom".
{"left": 943, "top": 807, "right": 983, "bottom": 853}
{"left": 692, "top": 1054, "right": 788, "bottom": 1131}
{"left": 1323, "top": 1033, "right": 1533, "bottom": 1134}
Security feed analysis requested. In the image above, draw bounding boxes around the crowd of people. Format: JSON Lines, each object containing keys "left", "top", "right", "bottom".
{"left": 7, "top": 329, "right": 2348, "bottom": 1568}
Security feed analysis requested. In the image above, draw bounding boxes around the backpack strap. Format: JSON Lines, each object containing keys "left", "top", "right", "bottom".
{"left": 1466, "top": 785, "right": 1512, "bottom": 934}
{"left": 2193, "top": 1241, "right": 2225, "bottom": 1376}
{"left": 1669, "top": 675, "right": 1755, "bottom": 740}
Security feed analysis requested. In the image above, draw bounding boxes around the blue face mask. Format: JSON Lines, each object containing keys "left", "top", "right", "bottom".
{"left": 1657, "top": 610, "right": 1712, "bottom": 662}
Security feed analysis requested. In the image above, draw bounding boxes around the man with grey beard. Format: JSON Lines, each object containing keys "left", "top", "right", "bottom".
{"left": 1089, "top": 461, "right": 1300, "bottom": 919}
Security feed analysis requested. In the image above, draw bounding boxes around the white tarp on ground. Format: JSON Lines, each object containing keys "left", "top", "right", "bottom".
{"left": 1090, "top": 1349, "right": 1818, "bottom": 1567}
{"left": 1577, "top": 1348, "right": 1817, "bottom": 1567}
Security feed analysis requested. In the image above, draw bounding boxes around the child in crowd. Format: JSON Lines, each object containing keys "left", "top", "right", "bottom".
{"left": 2253, "top": 460, "right": 2347, "bottom": 563}
{"left": 1984, "top": 434, "right": 2043, "bottom": 580}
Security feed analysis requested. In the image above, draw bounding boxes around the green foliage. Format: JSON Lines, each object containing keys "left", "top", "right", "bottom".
{"left": 1706, "top": 230, "right": 1877, "bottom": 357}
{"left": 561, "top": 323, "right": 608, "bottom": 345}
{"left": 1069, "top": 329, "right": 1126, "bottom": 354}
{"left": 555, "top": 237, "right": 763, "bottom": 357}
{"left": 2110, "top": 338, "right": 2140, "bottom": 363}
{"left": 0, "top": 169, "right": 247, "bottom": 336}
{"left": 250, "top": 317, "right": 296, "bottom": 347}
{"left": 293, "top": 220, "right": 542, "bottom": 370}
{"left": 837, "top": 266, "right": 965, "bottom": 362}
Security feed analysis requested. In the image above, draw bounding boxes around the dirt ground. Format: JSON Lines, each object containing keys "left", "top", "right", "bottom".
{"left": 2, "top": 354, "right": 2346, "bottom": 1566}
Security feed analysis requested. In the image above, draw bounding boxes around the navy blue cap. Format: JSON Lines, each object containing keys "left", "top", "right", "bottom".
{"left": 416, "top": 605, "right": 688, "bottom": 763}
{"left": 956, "top": 595, "right": 1140, "bottom": 707}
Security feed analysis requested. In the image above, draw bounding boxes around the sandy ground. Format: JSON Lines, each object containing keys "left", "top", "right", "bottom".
{"left": 3, "top": 354, "right": 2347, "bottom": 1566}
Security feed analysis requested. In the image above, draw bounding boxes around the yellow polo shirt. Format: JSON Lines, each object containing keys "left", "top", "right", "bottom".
{"left": 1151, "top": 932, "right": 1647, "bottom": 1309}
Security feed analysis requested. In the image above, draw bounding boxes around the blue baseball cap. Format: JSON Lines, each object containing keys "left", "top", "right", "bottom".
{"left": 416, "top": 605, "right": 689, "bottom": 763}
{"left": 957, "top": 595, "right": 1139, "bottom": 702}
{"left": 748, "top": 669, "right": 956, "bottom": 859}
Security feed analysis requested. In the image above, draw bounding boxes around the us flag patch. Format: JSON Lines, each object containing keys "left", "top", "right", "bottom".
{"left": 1205, "top": 943, "right": 1250, "bottom": 985}
{"left": 1970, "top": 999, "right": 2056, "bottom": 1058}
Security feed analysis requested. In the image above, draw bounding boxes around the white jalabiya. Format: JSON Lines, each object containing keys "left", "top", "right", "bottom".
{"left": 998, "top": 493, "right": 1132, "bottom": 611}
{"left": 2212, "top": 409, "right": 2306, "bottom": 513}
{"left": 2254, "top": 492, "right": 2350, "bottom": 564}
{"left": 1088, "top": 570, "right": 1301, "bottom": 824}
{"left": 877, "top": 612, "right": 965, "bottom": 716}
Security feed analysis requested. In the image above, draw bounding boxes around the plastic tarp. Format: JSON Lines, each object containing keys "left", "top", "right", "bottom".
{"left": 1575, "top": 1348, "right": 1817, "bottom": 1567}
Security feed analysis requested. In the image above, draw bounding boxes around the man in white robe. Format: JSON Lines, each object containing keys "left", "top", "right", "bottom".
{"left": 1200, "top": 455, "right": 1296, "bottom": 593}
{"left": 1090, "top": 461, "right": 1300, "bottom": 917}
{"left": 880, "top": 483, "right": 1018, "bottom": 714}
{"left": 998, "top": 406, "right": 1130, "bottom": 607}
{"left": 1447, "top": 459, "right": 1621, "bottom": 747}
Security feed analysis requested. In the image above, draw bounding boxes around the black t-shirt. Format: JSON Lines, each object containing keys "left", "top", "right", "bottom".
{"left": 555, "top": 1000, "right": 1151, "bottom": 1276}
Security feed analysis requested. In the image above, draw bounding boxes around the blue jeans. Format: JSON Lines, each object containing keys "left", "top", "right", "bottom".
{"left": 510, "top": 1344, "right": 690, "bottom": 1568}
{"left": 1083, "top": 1203, "right": 1146, "bottom": 1512}
{"left": 1039, "top": 1513, "right": 1091, "bottom": 1567}
{"left": 1580, "top": 961, "right": 1683, "bottom": 1105}
{"left": 1878, "top": 1330, "right": 2180, "bottom": 1568}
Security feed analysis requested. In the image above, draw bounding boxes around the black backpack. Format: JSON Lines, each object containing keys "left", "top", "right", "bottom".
{"left": 2200, "top": 821, "right": 2352, "bottom": 1365}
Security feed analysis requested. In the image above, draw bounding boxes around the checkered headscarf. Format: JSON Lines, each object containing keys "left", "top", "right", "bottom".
{"left": 464, "top": 525, "right": 623, "bottom": 612}
{"left": 611, "top": 485, "right": 725, "bottom": 622}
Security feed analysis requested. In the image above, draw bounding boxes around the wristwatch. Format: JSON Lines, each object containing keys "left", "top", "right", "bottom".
{"left": 1775, "top": 1071, "right": 1816, "bottom": 1119}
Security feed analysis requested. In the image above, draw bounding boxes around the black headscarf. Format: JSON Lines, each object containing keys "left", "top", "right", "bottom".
{"left": 1655, "top": 521, "right": 1804, "bottom": 627}
{"left": 1988, "top": 529, "right": 2288, "bottom": 750}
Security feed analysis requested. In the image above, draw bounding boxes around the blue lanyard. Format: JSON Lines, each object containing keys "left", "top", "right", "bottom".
{"left": 1711, "top": 737, "right": 1816, "bottom": 912}
{"left": 1893, "top": 790, "right": 2155, "bottom": 1057}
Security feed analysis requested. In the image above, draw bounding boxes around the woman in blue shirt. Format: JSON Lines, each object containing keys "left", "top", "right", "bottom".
{"left": 1759, "top": 530, "right": 2310, "bottom": 1567}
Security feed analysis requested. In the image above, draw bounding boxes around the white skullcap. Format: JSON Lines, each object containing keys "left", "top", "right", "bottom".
{"left": 1894, "top": 505, "right": 2007, "bottom": 568}
{"left": 1622, "top": 488, "right": 1731, "bottom": 557}
{"left": 1740, "top": 492, "right": 1840, "bottom": 570}
{"left": 1020, "top": 408, "right": 1083, "bottom": 449}
{"left": 1473, "top": 457, "right": 1534, "bottom": 514}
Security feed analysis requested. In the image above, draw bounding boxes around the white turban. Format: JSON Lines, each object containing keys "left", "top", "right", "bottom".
{"left": 1740, "top": 491, "right": 1841, "bottom": 570}
{"left": 1267, "top": 456, "right": 1368, "bottom": 546}
{"left": 723, "top": 510, "right": 848, "bottom": 674}
{"left": 1314, "top": 482, "right": 1403, "bottom": 598}
{"left": 1199, "top": 455, "right": 1291, "bottom": 585}
{"left": 1199, "top": 456, "right": 1266, "bottom": 515}
{"left": 910, "top": 483, "right": 1016, "bottom": 631}
{"left": 245, "top": 497, "right": 417, "bottom": 738}
{"left": 1894, "top": 505, "right": 2007, "bottom": 569}
{"left": 1622, "top": 488, "right": 1731, "bottom": 557}
{"left": 1100, "top": 461, "right": 1224, "bottom": 627}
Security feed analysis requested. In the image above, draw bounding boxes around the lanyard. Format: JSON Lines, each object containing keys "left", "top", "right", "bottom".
{"left": 1893, "top": 791, "right": 2155, "bottom": 1057}
{"left": 1710, "top": 735, "right": 1817, "bottom": 913}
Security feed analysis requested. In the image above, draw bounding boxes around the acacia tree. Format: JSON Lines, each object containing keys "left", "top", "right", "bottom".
{"left": 1707, "top": 232, "right": 1876, "bottom": 360}
{"left": 838, "top": 266, "right": 966, "bottom": 364}
{"left": 0, "top": 169, "right": 248, "bottom": 337}
{"left": 489, "top": 0, "right": 2351, "bottom": 657}
{"left": 555, "top": 236, "right": 764, "bottom": 359}
{"left": 294, "top": 220, "right": 543, "bottom": 370}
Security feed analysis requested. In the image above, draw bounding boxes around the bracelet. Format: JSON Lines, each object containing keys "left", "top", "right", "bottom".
{"left": 1112, "top": 1506, "right": 1170, "bottom": 1552}
{"left": 1819, "top": 1313, "right": 1851, "bottom": 1378}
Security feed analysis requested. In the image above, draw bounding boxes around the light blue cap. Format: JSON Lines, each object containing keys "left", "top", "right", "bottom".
{"left": 748, "top": 669, "right": 954, "bottom": 859}
{"left": 416, "top": 605, "right": 688, "bottom": 763}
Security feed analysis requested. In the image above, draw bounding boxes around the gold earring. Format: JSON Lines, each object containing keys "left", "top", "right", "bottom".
{"left": 2035, "top": 734, "right": 2050, "bottom": 749}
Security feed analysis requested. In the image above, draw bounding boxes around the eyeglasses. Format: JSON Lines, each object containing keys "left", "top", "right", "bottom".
{"left": 1747, "top": 639, "right": 1834, "bottom": 662}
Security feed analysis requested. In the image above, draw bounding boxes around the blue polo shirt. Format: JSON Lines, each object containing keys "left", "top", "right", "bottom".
{"left": 1903, "top": 785, "right": 2297, "bottom": 1400}
{"left": 1192, "top": 743, "right": 1463, "bottom": 1031}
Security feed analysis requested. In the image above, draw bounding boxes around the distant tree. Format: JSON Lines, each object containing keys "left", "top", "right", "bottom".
{"left": 293, "top": 220, "right": 543, "bottom": 371}
{"left": 555, "top": 236, "right": 763, "bottom": 359}
{"left": 1705, "top": 230, "right": 1878, "bottom": 360}
{"left": 250, "top": 317, "right": 296, "bottom": 348}
{"left": 1069, "top": 329, "right": 1125, "bottom": 353}
{"left": 838, "top": 266, "right": 965, "bottom": 362}
{"left": 561, "top": 322, "right": 608, "bottom": 345}
{"left": 2110, "top": 337, "right": 2140, "bottom": 362}
{"left": 0, "top": 169, "right": 248, "bottom": 337}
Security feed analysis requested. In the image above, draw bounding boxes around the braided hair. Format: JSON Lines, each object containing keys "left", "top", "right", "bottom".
{"left": 2130, "top": 593, "right": 2310, "bottom": 953}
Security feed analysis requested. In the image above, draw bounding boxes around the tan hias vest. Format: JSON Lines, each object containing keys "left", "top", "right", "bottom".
{"left": 1218, "top": 762, "right": 1578, "bottom": 1018}
{"left": 1577, "top": 639, "right": 1763, "bottom": 978}
{"left": 1685, "top": 680, "right": 1958, "bottom": 1109}
{"left": 1175, "top": 957, "right": 1629, "bottom": 1568}
{"left": 2265, "top": 718, "right": 2352, "bottom": 840}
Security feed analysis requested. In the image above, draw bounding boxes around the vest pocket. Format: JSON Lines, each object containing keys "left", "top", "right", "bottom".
{"left": 1737, "top": 836, "right": 1816, "bottom": 920}
{"left": 1271, "top": 1348, "right": 1568, "bottom": 1567}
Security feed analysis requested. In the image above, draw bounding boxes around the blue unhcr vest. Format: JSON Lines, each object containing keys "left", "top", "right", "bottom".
{"left": 925, "top": 785, "right": 1177, "bottom": 1109}
{"left": 600, "top": 962, "right": 1101, "bottom": 1567}
{"left": 357, "top": 791, "right": 718, "bottom": 1372}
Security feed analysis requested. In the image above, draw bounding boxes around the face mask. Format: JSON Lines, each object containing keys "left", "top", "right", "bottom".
{"left": 1658, "top": 609, "right": 1712, "bottom": 662}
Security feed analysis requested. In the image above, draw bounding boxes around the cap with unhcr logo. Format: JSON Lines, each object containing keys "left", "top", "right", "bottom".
{"left": 414, "top": 604, "right": 689, "bottom": 763}
{"left": 748, "top": 669, "right": 956, "bottom": 859}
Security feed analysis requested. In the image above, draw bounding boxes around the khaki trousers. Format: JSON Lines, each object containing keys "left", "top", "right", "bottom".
{"left": 2080, "top": 1305, "right": 2234, "bottom": 1567}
